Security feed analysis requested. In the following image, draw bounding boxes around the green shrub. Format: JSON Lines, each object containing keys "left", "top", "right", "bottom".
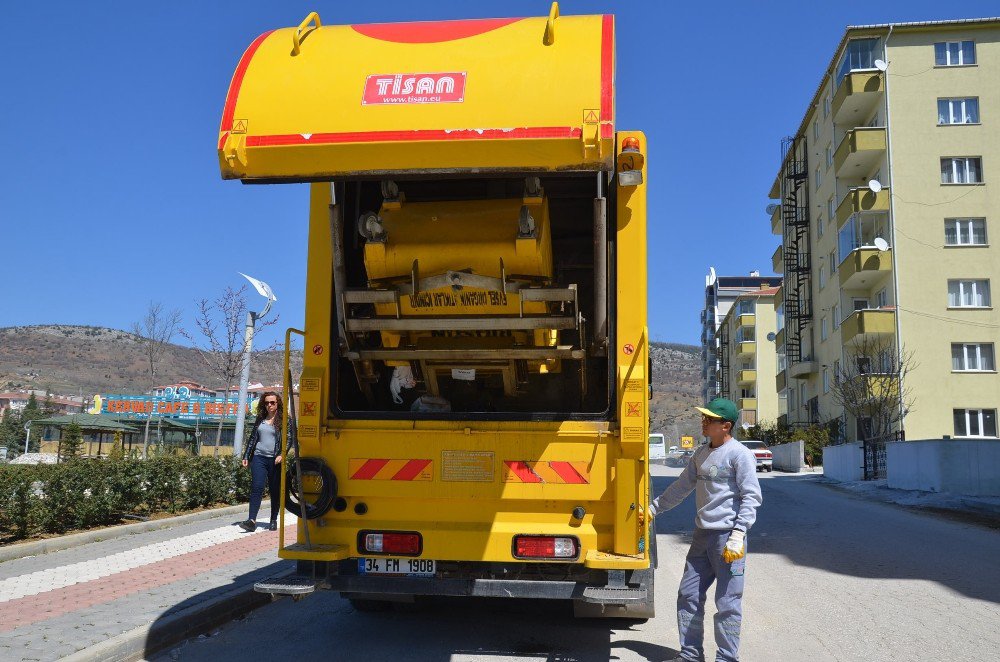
{"left": 0, "top": 455, "right": 255, "bottom": 543}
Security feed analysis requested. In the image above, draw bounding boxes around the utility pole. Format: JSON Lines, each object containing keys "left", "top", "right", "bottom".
{"left": 232, "top": 273, "right": 277, "bottom": 460}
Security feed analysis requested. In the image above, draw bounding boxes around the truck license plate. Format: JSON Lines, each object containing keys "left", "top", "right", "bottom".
{"left": 358, "top": 558, "right": 436, "bottom": 577}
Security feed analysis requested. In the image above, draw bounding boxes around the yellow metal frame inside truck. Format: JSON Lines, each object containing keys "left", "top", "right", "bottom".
{"left": 221, "top": 6, "right": 653, "bottom": 618}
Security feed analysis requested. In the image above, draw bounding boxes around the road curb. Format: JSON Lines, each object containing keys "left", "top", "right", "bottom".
{"left": 0, "top": 501, "right": 272, "bottom": 563}
{"left": 61, "top": 565, "right": 296, "bottom": 662}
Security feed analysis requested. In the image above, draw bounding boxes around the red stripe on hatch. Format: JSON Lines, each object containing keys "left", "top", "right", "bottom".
{"left": 352, "top": 458, "right": 390, "bottom": 480}
{"left": 505, "top": 461, "right": 542, "bottom": 483}
{"left": 392, "top": 459, "right": 432, "bottom": 481}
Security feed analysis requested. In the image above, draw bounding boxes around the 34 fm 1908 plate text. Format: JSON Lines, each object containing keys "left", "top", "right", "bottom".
{"left": 358, "top": 558, "right": 436, "bottom": 576}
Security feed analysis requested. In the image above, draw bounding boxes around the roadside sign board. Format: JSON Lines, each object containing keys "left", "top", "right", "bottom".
{"left": 680, "top": 435, "right": 694, "bottom": 449}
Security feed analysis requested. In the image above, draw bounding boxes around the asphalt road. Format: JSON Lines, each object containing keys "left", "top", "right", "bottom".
{"left": 153, "top": 465, "right": 1000, "bottom": 662}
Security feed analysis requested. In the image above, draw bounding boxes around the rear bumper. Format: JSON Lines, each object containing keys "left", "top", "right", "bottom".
{"left": 293, "top": 559, "right": 649, "bottom": 605}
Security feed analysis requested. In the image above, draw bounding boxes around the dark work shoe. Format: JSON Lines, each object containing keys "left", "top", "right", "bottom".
{"left": 238, "top": 519, "right": 256, "bottom": 532}
{"left": 269, "top": 521, "right": 278, "bottom": 531}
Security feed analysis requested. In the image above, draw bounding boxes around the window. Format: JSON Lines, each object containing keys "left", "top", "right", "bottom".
{"left": 829, "top": 250, "right": 837, "bottom": 274}
{"left": 945, "top": 218, "right": 987, "bottom": 246}
{"left": 737, "top": 299, "right": 754, "bottom": 315}
{"left": 867, "top": 113, "right": 880, "bottom": 128}
{"left": 823, "top": 93, "right": 831, "bottom": 119}
{"left": 935, "top": 41, "right": 976, "bottom": 66}
{"left": 953, "top": 409, "right": 997, "bottom": 437}
{"left": 799, "top": 383, "right": 806, "bottom": 410}
{"left": 818, "top": 216, "right": 824, "bottom": 238}
{"left": 827, "top": 196, "right": 835, "bottom": 221}
{"left": 952, "top": 343, "right": 996, "bottom": 371}
{"left": 826, "top": 144, "right": 833, "bottom": 169}
{"left": 776, "top": 303, "right": 784, "bottom": 331}
{"left": 875, "top": 288, "right": 887, "bottom": 308}
{"left": 833, "top": 359, "right": 841, "bottom": 383}
{"left": 948, "top": 280, "right": 991, "bottom": 307}
{"left": 789, "top": 387, "right": 797, "bottom": 411}
{"left": 941, "top": 157, "right": 983, "bottom": 184}
{"left": 818, "top": 266, "right": 826, "bottom": 289}
{"left": 821, "top": 317, "right": 828, "bottom": 341}
{"left": 857, "top": 356, "right": 872, "bottom": 374}
{"left": 832, "top": 304, "right": 840, "bottom": 328}
{"left": 813, "top": 120, "right": 819, "bottom": 142}
{"left": 815, "top": 166, "right": 822, "bottom": 190}
{"left": 938, "top": 98, "right": 980, "bottom": 125}
{"left": 853, "top": 298, "right": 870, "bottom": 311}
{"left": 822, "top": 367, "right": 830, "bottom": 393}
{"left": 838, "top": 38, "right": 882, "bottom": 84}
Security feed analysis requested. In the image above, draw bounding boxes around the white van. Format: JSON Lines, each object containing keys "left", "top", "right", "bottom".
{"left": 648, "top": 433, "right": 667, "bottom": 464}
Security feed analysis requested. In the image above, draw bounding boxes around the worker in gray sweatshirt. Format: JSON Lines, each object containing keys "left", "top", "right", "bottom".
{"left": 648, "top": 397, "right": 763, "bottom": 662}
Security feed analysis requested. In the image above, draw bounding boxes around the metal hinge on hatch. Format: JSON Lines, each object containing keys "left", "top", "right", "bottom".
{"left": 581, "top": 109, "right": 602, "bottom": 157}
{"left": 222, "top": 131, "right": 248, "bottom": 168}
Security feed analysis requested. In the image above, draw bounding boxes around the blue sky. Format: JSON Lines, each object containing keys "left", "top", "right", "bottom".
{"left": 2, "top": 1, "right": 998, "bottom": 348}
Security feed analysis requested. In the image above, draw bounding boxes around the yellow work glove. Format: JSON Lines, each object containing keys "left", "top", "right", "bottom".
{"left": 722, "top": 529, "right": 745, "bottom": 564}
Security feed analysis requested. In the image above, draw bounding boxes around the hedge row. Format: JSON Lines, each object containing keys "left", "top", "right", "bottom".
{"left": 0, "top": 456, "right": 253, "bottom": 543}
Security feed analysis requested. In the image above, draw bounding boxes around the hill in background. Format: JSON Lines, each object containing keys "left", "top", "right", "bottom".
{"left": 0, "top": 326, "right": 703, "bottom": 444}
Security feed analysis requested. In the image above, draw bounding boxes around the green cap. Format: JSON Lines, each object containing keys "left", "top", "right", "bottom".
{"left": 695, "top": 397, "right": 739, "bottom": 425}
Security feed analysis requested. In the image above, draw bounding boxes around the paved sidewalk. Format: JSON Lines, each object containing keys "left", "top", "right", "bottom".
{"left": 0, "top": 509, "right": 295, "bottom": 661}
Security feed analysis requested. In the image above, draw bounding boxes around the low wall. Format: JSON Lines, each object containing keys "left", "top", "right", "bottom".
{"left": 822, "top": 443, "right": 863, "bottom": 482}
{"left": 772, "top": 440, "right": 806, "bottom": 472}
{"left": 887, "top": 439, "right": 1000, "bottom": 497}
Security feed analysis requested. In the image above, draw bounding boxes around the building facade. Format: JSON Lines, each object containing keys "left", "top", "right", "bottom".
{"left": 700, "top": 270, "right": 782, "bottom": 404}
{"left": 769, "top": 18, "right": 999, "bottom": 441}
{"left": 715, "top": 287, "right": 782, "bottom": 428}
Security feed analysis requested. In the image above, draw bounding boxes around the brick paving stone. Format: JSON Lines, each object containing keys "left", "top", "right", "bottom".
{"left": 0, "top": 506, "right": 292, "bottom": 658}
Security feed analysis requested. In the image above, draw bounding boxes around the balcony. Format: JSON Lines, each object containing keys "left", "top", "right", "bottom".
{"left": 841, "top": 309, "right": 896, "bottom": 346}
{"left": 838, "top": 247, "right": 892, "bottom": 290}
{"left": 774, "top": 286, "right": 783, "bottom": 307}
{"left": 738, "top": 369, "right": 757, "bottom": 385}
{"left": 775, "top": 327, "right": 785, "bottom": 347}
{"left": 775, "top": 369, "right": 787, "bottom": 393}
{"left": 836, "top": 187, "right": 890, "bottom": 226}
{"left": 772, "top": 245, "right": 784, "bottom": 274}
{"left": 736, "top": 313, "right": 755, "bottom": 330}
{"left": 832, "top": 71, "right": 884, "bottom": 126}
{"left": 834, "top": 127, "right": 886, "bottom": 177}
{"left": 789, "top": 359, "right": 818, "bottom": 379}
{"left": 737, "top": 341, "right": 756, "bottom": 356}
{"left": 738, "top": 397, "right": 757, "bottom": 411}
{"left": 770, "top": 205, "right": 782, "bottom": 235}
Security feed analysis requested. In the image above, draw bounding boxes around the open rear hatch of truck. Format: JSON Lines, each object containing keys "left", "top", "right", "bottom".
{"left": 219, "top": 12, "right": 615, "bottom": 180}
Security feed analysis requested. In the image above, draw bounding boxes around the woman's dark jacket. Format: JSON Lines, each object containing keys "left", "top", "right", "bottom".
{"left": 242, "top": 418, "right": 295, "bottom": 462}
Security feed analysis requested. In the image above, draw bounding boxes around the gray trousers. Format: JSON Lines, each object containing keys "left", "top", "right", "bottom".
{"left": 676, "top": 527, "right": 745, "bottom": 662}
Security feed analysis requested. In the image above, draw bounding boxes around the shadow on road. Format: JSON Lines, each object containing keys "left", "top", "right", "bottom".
{"left": 149, "top": 570, "right": 679, "bottom": 661}
{"left": 651, "top": 472, "right": 1000, "bottom": 606}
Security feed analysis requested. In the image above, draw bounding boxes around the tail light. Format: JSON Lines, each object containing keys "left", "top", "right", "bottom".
{"left": 359, "top": 531, "right": 422, "bottom": 556}
{"left": 513, "top": 535, "right": 579, "bottom": 560}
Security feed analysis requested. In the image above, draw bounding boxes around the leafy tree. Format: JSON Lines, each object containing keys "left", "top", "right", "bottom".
{"left": 132, "top": 302, "right": 182, "bottom": 459}
{"left": 20, "top": 393, "right": 48, "bottom": 453}
{"left": 59, "top": 422, "right": 84, "bottom": 462}
{"left": 0, "top": 409, "right": 22, "bottom": 458}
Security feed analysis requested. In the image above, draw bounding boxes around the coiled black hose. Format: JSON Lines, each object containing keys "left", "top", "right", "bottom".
{"left": 284, "top": 457, "right": 337, "bottom": 519}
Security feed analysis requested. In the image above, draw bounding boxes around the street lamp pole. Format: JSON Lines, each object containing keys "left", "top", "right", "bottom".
{"left": 23, "top": 422, "right": 32, "bottom": 455}
{"left": 232, "top": 273, "right": 277, "bottom": 460}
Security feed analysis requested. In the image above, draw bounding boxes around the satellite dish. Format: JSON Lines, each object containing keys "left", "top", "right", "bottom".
{"left": 766, "top": 203, "right": 779, "bottom": 215}
{"left": 873, "top": 237, "right": 889, "bottom": 252}
{"left": 874, "top": 59, "right": 888, "bottom": 71}
{"left": 867, "top": 180, "right": 883, "bottom": 193}
{"left": 766, "top": 332, "right": 777, "bottom": 342}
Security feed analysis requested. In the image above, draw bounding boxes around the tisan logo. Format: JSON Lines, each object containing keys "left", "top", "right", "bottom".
{"left": 363, "top": 72, "right": 467, "bottom": 105}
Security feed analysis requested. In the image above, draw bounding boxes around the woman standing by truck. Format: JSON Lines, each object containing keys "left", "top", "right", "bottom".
{"left": 239, "top": 392, "right": 283, "bottom": 532}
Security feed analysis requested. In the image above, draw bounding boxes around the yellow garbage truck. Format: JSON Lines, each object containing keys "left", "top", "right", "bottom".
{"left": 219, "top": 5, "right": 653, "bottom": 617}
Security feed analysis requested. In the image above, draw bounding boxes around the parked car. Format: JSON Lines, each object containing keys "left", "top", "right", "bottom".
{"left": 648, "top": 433, "right": 667, "bottom": 464}
{"left": 666, "top": 448, "right": 694, "bottom": 468}
{"left": 740, "top": 440, "right": 773, "bottom": 472}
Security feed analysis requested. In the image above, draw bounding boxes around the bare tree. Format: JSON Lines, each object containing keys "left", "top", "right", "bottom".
{"left": 183, "top": 285, "right": 277, "bottom": 456}
{"left": 830, "top": 335, "right": 916, "bottom": 442}
{"left": 132, "top": 302, "right": 182, "bottom": 458}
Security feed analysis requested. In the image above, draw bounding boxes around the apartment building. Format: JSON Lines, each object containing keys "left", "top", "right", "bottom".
{"left": 769, "top": 18, "right": 999, "bottom": 441}
{"left": 715, "top": 287, "right": 782, "bottom": 428}
{"left": 700, "top": 269, "right": 781, "bottom": 403}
